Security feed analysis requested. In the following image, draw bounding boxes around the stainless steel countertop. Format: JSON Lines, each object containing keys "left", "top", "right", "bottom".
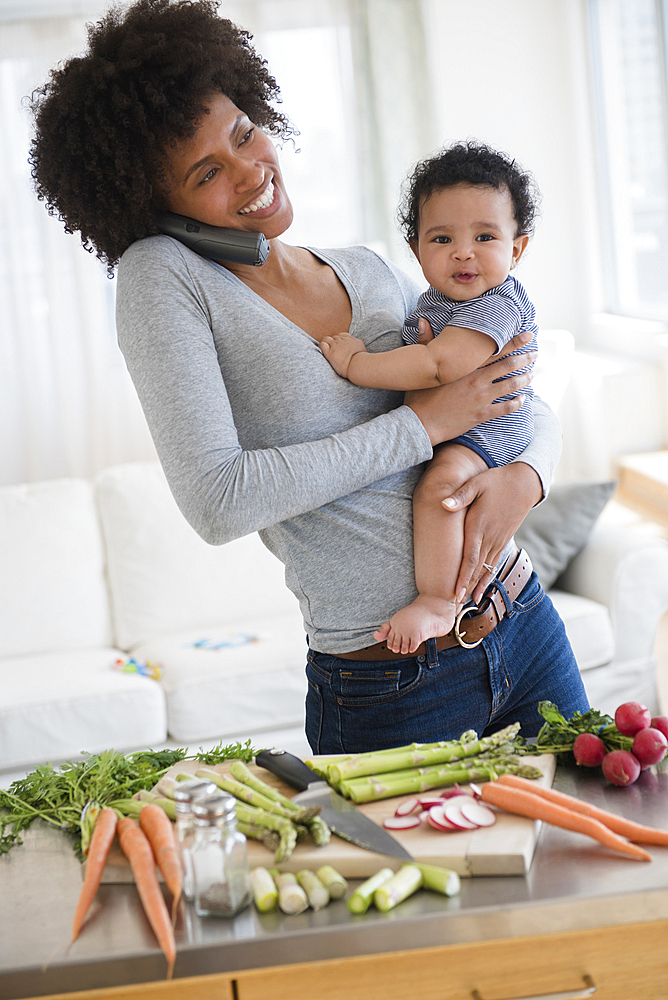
{"left": 2, "top": 764, "right": 668, "bottom": 999}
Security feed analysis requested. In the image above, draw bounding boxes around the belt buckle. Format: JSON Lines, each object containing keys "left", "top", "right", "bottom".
{"left": 453, "top": 603, "right": 485, "bottom": 649}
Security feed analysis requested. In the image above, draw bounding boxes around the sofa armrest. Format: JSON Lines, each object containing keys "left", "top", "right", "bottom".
{"left": 556, "top": 502, "right": 668, "bottom": 664}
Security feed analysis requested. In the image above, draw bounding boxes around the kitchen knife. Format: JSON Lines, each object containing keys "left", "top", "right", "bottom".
{"left": 255, "top": 748, "right": 413, "bottom": 861}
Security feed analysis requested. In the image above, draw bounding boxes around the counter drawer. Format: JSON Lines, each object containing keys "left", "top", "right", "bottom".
{"left": 234, "top": 918, "right": 668, "bottom": 1000}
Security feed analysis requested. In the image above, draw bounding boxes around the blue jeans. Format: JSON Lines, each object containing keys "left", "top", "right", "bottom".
{"left": 305, "top": 572, "right": 589, "bottom": 754}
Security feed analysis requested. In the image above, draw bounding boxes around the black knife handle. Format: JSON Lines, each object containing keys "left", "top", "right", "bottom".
{"left": 255, "top": 749, "right": 317, "bottom": 791}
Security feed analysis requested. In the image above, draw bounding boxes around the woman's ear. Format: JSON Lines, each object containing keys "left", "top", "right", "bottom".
{"left": 510, "top": 234, "right": 530, "bottom": 269}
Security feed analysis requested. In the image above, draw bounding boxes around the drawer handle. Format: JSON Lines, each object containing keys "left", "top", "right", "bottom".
{"left": 471, "top": 973, "right": 596, "bottom": 1000}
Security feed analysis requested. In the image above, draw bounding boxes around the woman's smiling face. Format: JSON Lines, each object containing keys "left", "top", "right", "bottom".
{"left": 160, "top": 91, "right": 293, "bottom": 240}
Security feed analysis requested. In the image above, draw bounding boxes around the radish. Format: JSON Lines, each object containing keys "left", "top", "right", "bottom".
{"left": 383, "top": 815, "right": 421, "bottom": 830}
{"left": 573, "top": 732, "right": 607, "bottom": 767}
{"left": 650, "top": 716, "right": 668, "bottom": 741}
{"left": 426, "top": 805, "right": 459, "bottom": 831}
{"left": 601, "top": 749, "right": 641, "bottom": 786}
{"left": 439, "top": 784, "right": 466, "bottom": 799}
{"left": 442, "top": 799, "right": 479, "bottom": 830}
{"left": 417, "top": 796, "right": 447, "bottom": 809}
{"left": 632, "top": 727, "right": 668, "bottom": 768}
{"left": 614, "top": 701, "right": 651, "bottom": 737}
{"left": 468, "top": 783, "right": 483, "bottom": 799}
{"left": 459, "top": 800, "right": 496, "bottom": 828}
{"left": 395, "top": 797, "right": 421, "bottom": 817}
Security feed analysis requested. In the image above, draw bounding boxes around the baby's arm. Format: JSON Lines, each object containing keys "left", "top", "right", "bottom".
{"left": 320, "top": 325, "right": 498, "bottom": 390}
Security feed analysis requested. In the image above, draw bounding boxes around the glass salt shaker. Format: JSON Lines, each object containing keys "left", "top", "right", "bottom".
{"left": 191, "top": 793, "right": 251, "bottom": 918}
{"left": 173, "top": 778, "right": 217, "bottom": 900}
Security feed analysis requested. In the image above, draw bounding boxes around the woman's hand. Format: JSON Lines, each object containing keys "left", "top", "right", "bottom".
{"left": 404, "top": 331, "right": 536, "bottom": 447}
{"left": 444, "top": 461, "right": 543, "bottom": 603}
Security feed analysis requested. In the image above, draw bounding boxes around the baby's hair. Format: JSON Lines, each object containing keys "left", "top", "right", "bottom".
{"left": 398, "top": 140, "right": 540, "bottom": 243}
{"left": 29, "top": 0, "right": 294, "bottom": 272}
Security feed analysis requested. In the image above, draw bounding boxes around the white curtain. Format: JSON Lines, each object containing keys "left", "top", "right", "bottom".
{"left": 0, "top": 0, "right": 434, "bottom": 488}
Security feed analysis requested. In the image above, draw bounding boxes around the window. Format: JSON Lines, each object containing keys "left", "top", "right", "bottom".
{"left": 588, "top": 0, "right": 668, "bottom": 320}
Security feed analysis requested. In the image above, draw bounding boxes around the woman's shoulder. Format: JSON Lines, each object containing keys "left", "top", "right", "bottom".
{"left": 314, "top": 244, "right": 424, "bottom": 304}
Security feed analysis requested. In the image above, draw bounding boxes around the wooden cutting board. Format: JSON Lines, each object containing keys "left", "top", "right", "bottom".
{"left": 99, "top": 753, "right": 556, "bottom": 880}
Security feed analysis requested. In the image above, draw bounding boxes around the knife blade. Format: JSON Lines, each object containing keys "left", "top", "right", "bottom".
{"left": 255, "top": 748, "right": 413, "bottom": 861}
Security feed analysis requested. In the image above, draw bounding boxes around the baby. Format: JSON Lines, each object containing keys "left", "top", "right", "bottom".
{"left": 320, "top": 140, "right": 540, "bottom": 654}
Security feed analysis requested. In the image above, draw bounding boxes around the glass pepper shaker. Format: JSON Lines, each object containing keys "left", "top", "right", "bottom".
{"left": 173, "top": 778, "right": 217, "bottom": 900}
{"left": 190, "top": 793, "right": 251, "bottom": 918}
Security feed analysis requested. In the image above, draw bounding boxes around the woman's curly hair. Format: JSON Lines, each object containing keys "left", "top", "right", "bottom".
{"left": 29, "top": 0, "right": 293, "bottom": 271}
{"left": 398, "top": 140, "right": 540, "bottom": 244}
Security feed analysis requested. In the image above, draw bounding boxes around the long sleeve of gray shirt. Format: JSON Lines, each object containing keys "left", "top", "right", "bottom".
{"left": 116, "top": 238, "right": 561, "bottom": 653}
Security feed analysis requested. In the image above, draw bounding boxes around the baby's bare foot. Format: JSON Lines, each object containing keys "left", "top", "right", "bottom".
{"left": 373, "top": 594, "right": 458, "bottom": 655}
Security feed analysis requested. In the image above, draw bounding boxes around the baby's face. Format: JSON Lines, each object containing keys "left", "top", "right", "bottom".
{"left": 411, "top": 183, "right": 529, "bottom": 301}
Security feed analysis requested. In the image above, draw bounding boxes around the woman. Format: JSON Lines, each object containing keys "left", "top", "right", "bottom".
{"left": 29, "top": 0, "right": 588, "bottom": 752}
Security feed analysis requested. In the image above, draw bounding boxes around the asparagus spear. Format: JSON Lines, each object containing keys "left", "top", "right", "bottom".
{"left": 237, "top": 821, "right": 281, "bottom": 854}
{"left": 270, "top": 870, "right": 309, "bottom": 915}
{"left": 229, "top": 760, "right": 320, "bottom": 822}
{"left": 195, "top": 769, "right": 297, "bottom": 820}
{"left": 316, "top": 865, "right": 348, "bottom": 900}
{"left": 296, "top": 869, "right": 330, "bottom": 910}
{"left": 250, "top": 867, "right": 279, "bottom": 912}
{"left": 328, "top": 725, "right": 521, "bottom": 783}
{"left": 414, "top": 863, "right": 460, "bottom": 897}
{"left": 347, "top": 868, "right": 395, "bottom": 914}
{"left": 373, "top": 865, "right": 423, "bottom": 912}
{"left": 233, "top": 803, "right": 297, "bottom": 862}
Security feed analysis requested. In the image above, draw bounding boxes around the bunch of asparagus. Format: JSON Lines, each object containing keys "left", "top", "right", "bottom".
{"left": 304, "top": 724, "right": 543, "bottom": 804}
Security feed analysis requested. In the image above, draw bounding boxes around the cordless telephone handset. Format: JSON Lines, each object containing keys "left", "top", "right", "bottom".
{"left": 156, "top": 211, "right": 270, "bottom": 265}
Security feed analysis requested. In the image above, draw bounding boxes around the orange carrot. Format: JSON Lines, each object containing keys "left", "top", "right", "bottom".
{"left": 117, "top": 817, "right": 176, "bottom": 978}
{"left": 138, "top": 803, "right": 183, "bottom": 924}
{"left": 497, "top": 773, "right": 668, "bottom": 846}
{"left": 70, "top": 807, "right": 118, "bottom": 945}
{"left": 480, "top": 781, "right": 652, "bottom": 862}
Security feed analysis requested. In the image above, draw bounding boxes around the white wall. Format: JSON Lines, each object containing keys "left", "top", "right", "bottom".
{"left": 422, "top": 0, "right": 602, "bottom": 340}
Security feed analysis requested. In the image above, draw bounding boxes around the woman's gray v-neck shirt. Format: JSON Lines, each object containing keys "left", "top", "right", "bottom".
{"left": 116, "top": 237, "right": 559, "bottom": 653}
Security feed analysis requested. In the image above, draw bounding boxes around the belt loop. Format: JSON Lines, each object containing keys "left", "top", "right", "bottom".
{"left": 493, "top": 579, "right": 516, "bottom": 618}
{"left": 426, "top": 637, "right": 439, "bottom": 668}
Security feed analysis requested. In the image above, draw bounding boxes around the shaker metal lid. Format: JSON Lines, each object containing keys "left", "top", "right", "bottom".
{"left": 191, "top": 793, "right": 237, "bottom": 818}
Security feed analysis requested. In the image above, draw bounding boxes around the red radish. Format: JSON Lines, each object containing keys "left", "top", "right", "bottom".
{"left": 417, "top": 795, "right": 447, "bottom": 809}
{"left": 460, "top": 800, "right": 496, "bottom": 828}
{"left": 601, "top": 749, "right": 641, "bottom": 786}
{"left": 419, "top": 810, "right": 432, "bottom": 826}
{"left": 573, "top": 732, "right": 607, "bottom": 767}
{"left": 468, "top": 783, "right": 483, "bottom": 799}
{"left": 439, "top": 784, "right": 465, "bottom": 799}
{"left": 650, "top": 716, "right": 668, "bottom": 741}
{"left": 395, "top": 797, "right": 421, "bottom": 817}
{"left": 614, "top": 701, "right": 651, "bottom": 737}
{"left": 426, "top": 806, "right": 459, "bottom": 831}
{"left": 443, "top": 800, "right": 479, "bottom": 830}
{"left": 383, "top": 815, "right": 421, "bottom": 830}
{"left": 632, "top": 727, "right": 668, "bottom": 768}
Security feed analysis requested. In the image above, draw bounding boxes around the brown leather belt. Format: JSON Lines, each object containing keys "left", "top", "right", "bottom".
{"left": 336, "top": 546, "right": 533, "bottom": 662}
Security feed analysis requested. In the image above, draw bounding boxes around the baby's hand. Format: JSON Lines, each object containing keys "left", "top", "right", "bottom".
{"left": 320, "top": 332, "right": 368, "bottom": 378}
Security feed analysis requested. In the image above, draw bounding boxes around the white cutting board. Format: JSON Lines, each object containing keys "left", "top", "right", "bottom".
{"left": 99, "top": 753, "right": 556, "bottom": 879}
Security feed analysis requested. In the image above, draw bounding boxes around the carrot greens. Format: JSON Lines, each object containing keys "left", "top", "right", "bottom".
{"left": 0, "top": 742, "right": 258, "bottom": 857}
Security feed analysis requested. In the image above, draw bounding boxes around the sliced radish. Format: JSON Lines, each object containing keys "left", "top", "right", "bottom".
{"left": 419, "top": 810, "right": 432, "bottom": 825}
{"left": 417, "top": 795, "right": 445, "bottom": 809}
{"left": 383, "top": 815, "right": 421, "bottom": 830}
{"left": 468, "top": 783, "right": 483, "bottom": 799}
{"left": 395, "top": 797, "right": 421, "bottom": 817}
{"left": 460, "top": 800, "right": 496, "bottom": 827}
{"left": 426, "top": 805, "right": 459, "bottom": 831}
{"left": 440, "top": 784, "right": 465, "bottom": 799}
{"left": 443, "top": 799, "right": 479, "bottom": 830}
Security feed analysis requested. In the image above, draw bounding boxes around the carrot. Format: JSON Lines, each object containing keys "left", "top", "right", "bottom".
{"left": 480, "top": 781, "right": 652, "bottom": 862}
{"left": 138, "top": 803, "right": 183, "bottom": 925}
{"left": 497, "top": 772, "right": 668, "bottom": 846}
{"left": 70, "top": 807, "right": 118, "bottom": 945}
{"left": 117, "top": 817, "right": 176, "bottom": 978}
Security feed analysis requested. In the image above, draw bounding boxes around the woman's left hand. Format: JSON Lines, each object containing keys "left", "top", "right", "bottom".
{"left": 443, "top": 462, "right": 542, "bottom": 603}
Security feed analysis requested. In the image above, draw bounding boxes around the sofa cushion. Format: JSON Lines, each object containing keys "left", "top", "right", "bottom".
{"left": 0, "top": 478, "right": 113, "bottom": 657}
{"left": 131, "top": 614, "right": 307, "bottom": 743}
{"left": 96, "top": 462, "right": 301, "bottom": 650}
{"left": 0, "top": 648, "right": 167, "bottom": 770}
{"left": 548, "top": 589, "right": 615, "bottom": 672}
{"left": 515, "top": 480, "right": 617, "bottom": 590}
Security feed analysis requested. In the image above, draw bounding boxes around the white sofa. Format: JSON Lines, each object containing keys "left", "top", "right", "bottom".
{"left": 1, "top": 459, "right": 668, "bottom": 774}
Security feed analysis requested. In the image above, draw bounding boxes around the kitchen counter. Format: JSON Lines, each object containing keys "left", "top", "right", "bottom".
{"left": 2, "top": 764, "right": 668, "bottom": 1000}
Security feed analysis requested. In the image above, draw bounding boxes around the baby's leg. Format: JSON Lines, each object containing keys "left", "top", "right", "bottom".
{"left": 374, "top": 443, "right": 489, "bottom": 654}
